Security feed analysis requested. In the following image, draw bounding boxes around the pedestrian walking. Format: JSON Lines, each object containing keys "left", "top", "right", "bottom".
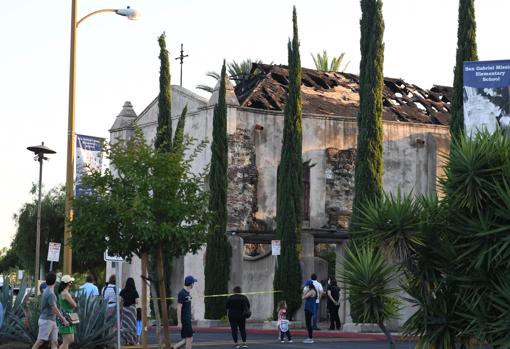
{"left": 302, "top": 279, "right": 317, "bottom": 344}
{"left": 119, "top": 277, "right": 139, "bottom": 345}
{"left": 57, "top": 275, "right": 77, "bottom": 349}
{"left": 276, "top": 301, "right": 292, "bottom": 343}
{"left": 310, "top": 274, "right": 323, "bottom": 330}
{"left": 31, "top": 272, "right": 69, "bottom": 349}
{"left": 101, "top": 274, "right": 117, "bottom": 311}
{"left": 175, "top": 275, "right": 197, "bottom": 349}
{"left": 326, "top": 276, "right": 341, "bottom": 330}
{"left": 226, "top": 286, "right": 250, "bottom": 349}
{"left": 79, "top": 274, "right": 99, "bottom": 297}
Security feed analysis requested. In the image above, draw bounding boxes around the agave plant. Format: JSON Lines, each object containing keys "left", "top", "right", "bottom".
{"left": 342, "top": 243, "right": 399, "bottom": 349}
{"left": 73, "top": 293, "right": 116, "bottom": 349}
{"left": 0, "top": 276, "right": 36, "bottom": 344}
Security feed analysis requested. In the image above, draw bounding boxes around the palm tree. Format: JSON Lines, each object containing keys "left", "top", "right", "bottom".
{"left": 310, "top": 51, "right": 349, "bottom": 72}
{"left": 196, "top": 59, "right": 266, "bottom": 93}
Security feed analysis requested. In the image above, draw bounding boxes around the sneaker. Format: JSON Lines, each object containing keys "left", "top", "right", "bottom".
{"left": 281, "top": 340, "right": 285, "bottom": 343}
{"left": 303, "top": 338, "right": 314, "bottom": 343}
{"left": 242, "top": 344, "right": 248, "bottom": 348}
{"left": 235, "top": 345, "right": 240, "bottom": 349}
{"left": 288, "top": 340, "right": 293, "bottom": 343}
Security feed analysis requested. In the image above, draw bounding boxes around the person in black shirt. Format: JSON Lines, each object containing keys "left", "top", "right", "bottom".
{"left": 176, "top": 275, "right": 197, "bottom": 349}
{"left": 326, "top": 276, "right": 341, "bottom": 330}
{"left": 226, "top": 286, "right": 250, "bottom": 349}
{"left": 119, "top": 277, "right": 139, "bottom": 345}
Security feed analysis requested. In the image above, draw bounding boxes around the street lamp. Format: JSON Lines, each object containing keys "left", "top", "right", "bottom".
{"left": 63, "top": 1, "right": 140, "bottom": 275}
{"left": 27, "top": 142, "right": 56, "bottom": 296}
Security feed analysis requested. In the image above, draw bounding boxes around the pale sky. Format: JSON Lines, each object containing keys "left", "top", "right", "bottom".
{"left": 1, "top": 0, "right": 510, "bottom": 249}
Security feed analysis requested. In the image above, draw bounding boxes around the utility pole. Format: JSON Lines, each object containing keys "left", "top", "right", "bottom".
{"left": 175, "top": 43, "right": 189, "bottom": 87}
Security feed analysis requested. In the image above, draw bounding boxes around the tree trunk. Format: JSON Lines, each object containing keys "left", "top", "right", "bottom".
{"left": 149, "top": 268, "right": 163, "bottom": 349}
{"left": 141, "top": 252, "right": 149, "bottom": 349}
{"left": 377, "top": 321, "right": 396, "bottom": 349}
{"left": 156, "top": 246, "right": 172, "bottom": 349}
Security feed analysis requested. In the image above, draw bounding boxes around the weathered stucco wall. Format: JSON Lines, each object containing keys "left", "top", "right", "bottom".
{"left": 236, "top": 108, "right": 449, "bottom": 232}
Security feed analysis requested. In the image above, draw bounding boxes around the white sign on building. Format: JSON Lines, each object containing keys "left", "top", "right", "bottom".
{"left": 271, "top": 240, "right": 281, "bottom": 256}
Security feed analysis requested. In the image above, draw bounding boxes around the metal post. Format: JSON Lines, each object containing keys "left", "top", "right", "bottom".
{"left": 35, "top": 154, "right": 43, "bottom": 296}
{"left": 116, "top": 262, "right": 122, "bottom": 349}
{"left": 63, "top": 0, "right": 78, "bottom": 275}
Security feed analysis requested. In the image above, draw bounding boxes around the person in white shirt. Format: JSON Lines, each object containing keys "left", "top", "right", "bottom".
{"left": 101, "top": 274, "right": 117, "bottom": 310}
{"left": 310, "top": 274, "right": 323, "bottom": 330}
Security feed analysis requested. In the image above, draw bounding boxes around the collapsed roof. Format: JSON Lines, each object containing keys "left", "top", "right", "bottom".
{"left": 234, "top": 63, "right": 451, "bottom": 125}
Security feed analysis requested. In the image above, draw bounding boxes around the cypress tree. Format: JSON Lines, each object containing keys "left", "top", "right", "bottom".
{"left": 273, "top": 6, "right": 303, "bottom": 319}
{"left": 450, "top": 0, "right": 478, "bottom": 138}
{"left": 154, "top": 32, "right": 172, "bottom": 349}
{"left": 351, "top": 0, "right": 385, "bottom": 228}
{"left": 155, "top": 32, "right": 172, "bottom": 152}
{"left": 204, "top": 62, "right": 232, "bottom": 319}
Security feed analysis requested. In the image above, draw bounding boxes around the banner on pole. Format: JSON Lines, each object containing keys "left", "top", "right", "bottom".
{"left": 75, "top": 134, "right": 104, "bottom": 197}
{"left": 463, "top": 60, "right": 510, "bottom": 136}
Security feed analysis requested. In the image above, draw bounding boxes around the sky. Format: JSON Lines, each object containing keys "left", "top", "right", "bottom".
{"left": 1, "top": 0, "right": 510, "bottom": 249}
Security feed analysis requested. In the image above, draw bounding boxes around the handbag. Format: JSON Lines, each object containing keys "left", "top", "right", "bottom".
{"left": 63, "top": 312, "right": 80, "bottom": 325}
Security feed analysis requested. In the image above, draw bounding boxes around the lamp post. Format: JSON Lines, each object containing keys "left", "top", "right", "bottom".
{"left": 63, "top": 0, "right": 139, "bottom": 275}
{"left": 27, "top": 142, "right": 56, "bottom": 296}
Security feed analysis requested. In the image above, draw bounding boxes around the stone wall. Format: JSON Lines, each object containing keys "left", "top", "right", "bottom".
{"left": 325, "top": 148, "right": 356, "bottom": 229}
{"left": 227, "top": 128, "right": 258, "bottom": 230}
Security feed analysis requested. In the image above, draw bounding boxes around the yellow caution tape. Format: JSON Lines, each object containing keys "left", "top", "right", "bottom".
{"left": 152, "top": 290, "right": 282, "bottom": 301}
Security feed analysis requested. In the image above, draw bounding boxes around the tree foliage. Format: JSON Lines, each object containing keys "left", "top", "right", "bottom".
{"left": 1, "top": 186, "right": 102, "bottom": 276}
{"left": 273, "top": 6, "right": 303, "bottom": 320}
{"left": 450, "top": 0, "right": 478, "bottom": 139}
{"left": 70, "top": 128, "right": 209, "bottom": 262}
{"left": 155, "top": 32, "right": 173, "bottom": 152}
{"left": 204, "top": 62, "right": 232, "bottom": 319}
{"left": 351, "top": 0, "right": 385, "bottom": 229}
{"left": 310, "top": 51, "right": 349, "bottom": 72}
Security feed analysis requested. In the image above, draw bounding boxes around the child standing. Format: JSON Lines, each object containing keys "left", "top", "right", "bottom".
{"left": 277, "top": 301, "right": 293, "bottom": 343}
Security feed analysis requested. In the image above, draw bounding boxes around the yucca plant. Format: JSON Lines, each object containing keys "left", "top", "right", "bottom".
{"left": 73, "top": 293, "right": 116, "bottom": 349}
{"left": 354, "top": 191, "right": 424, "bottom": 263}
{"left": 342, "top": 243, "right": 399, "bottom": 349}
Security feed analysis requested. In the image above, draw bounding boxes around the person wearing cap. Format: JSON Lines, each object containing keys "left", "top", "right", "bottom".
{"left": 57, "top": 275, "right": 77, "bottom": 349}
{"left": 32, "top": 272, "right": 69, "bottom": 349}
{"left": 302, "top": 279, "right": 317, "bottom": 344}
{"left": 175, "top": 275, "right": 197, "bottom": 349}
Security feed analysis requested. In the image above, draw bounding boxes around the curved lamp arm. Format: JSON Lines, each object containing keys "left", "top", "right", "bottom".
{"left": 77, "top": 7, "right": 140, "bottom": 27}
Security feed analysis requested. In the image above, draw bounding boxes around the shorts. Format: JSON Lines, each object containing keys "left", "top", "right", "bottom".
{"left": 37, "top": 319, "right": 58, "bottom": 342}
{"left": 181, "top": 321, "right": 193, "bottom": 338}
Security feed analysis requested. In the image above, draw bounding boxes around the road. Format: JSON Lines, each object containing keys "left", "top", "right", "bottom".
{"left": 129, "top": 331, "right": 416, "bottom": 349}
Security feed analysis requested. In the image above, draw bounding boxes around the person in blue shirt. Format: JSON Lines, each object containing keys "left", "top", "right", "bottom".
{"left": 79, "top": 275, "right": 99, "bottom": 298}
{"left": 302, "top": 279, "right": 317, "bottom": 344}
{"left": 175, "top": 275, "right": 197, "bottom": 349}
